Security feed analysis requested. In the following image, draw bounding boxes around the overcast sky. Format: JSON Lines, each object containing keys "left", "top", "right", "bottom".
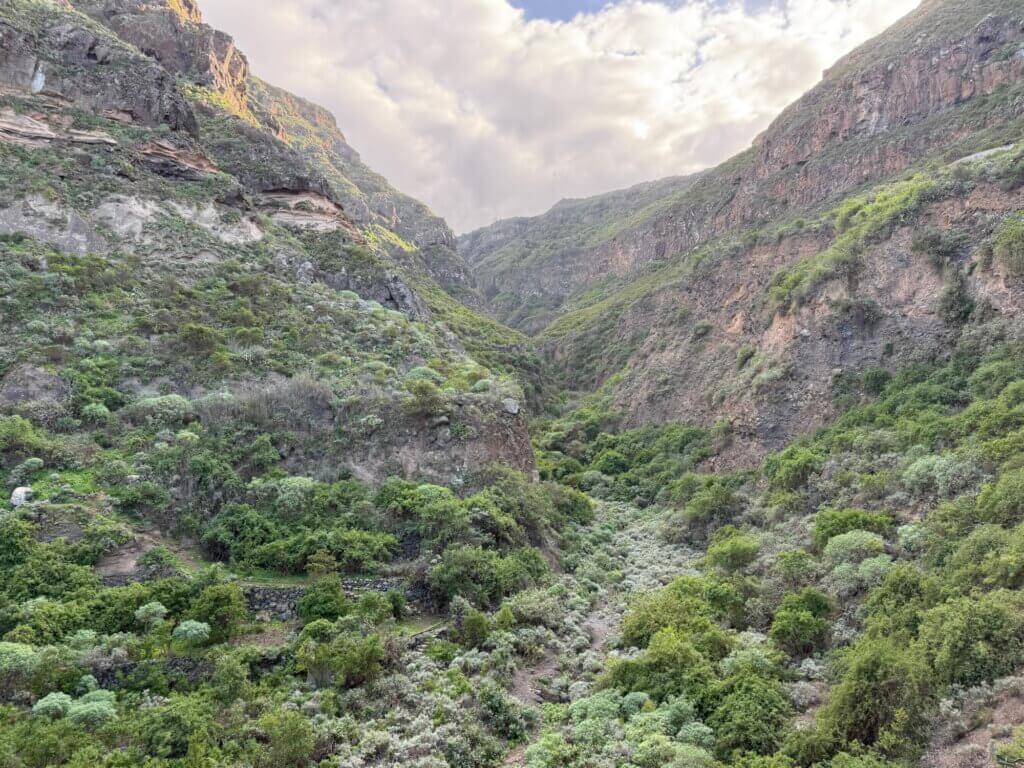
{"left": 199, "top": 0, "right": 920, "bottom": 233}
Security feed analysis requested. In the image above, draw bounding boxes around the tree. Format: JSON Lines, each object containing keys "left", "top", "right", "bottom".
{"left": 710, "top": 672, "right": 792, "bottom": 758}
{"left": 189, "top": 583, "right": 247, "bottom": 643}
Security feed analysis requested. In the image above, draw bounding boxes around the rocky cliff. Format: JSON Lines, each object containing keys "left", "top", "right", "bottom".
{"left": 463, "top": 0, "right": 1024, "bottom": 333}
{"left": 463, "top": 0, "right": 1024, "bottom": 465}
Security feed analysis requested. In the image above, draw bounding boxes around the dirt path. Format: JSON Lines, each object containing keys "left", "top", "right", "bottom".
{"left": 95, "top": 528, "right": 204, "bottom": 581}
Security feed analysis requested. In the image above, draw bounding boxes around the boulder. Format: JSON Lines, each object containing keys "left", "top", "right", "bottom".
{"left": 10, "top": 487, "right": 32, "bottom": 507}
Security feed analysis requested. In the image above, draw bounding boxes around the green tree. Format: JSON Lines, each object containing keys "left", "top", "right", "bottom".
{"left": 257, "top": 710, "right": 315, "bottom": 768}
{"left": 189, "top": 583, "right": 247, "bottom": 643}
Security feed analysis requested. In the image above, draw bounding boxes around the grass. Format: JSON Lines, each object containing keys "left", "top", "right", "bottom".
{"left": 768, "top": 173, "right": 943, "bottom": 313}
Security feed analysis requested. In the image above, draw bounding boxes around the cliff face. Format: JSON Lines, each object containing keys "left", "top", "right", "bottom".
{"left": 463, "top": 1, "right": 1024, "bottom": 334}
{"left": 0, "top": 0, "right": 534, "bottom": 485}
{"left": 464, "top": 0, "right": 1024, "bottom": 465}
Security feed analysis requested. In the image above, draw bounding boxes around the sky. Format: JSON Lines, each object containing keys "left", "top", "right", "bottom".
{"left": 199, "top": 0, "right": 921, "bottom": 233}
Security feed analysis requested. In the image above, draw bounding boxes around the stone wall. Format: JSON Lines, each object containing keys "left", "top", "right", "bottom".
{"left": 243, "top": 577, "right": 413, "bottom": 622}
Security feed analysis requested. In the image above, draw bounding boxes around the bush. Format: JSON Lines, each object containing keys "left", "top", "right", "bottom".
{"left": 705, "top": 527, "right": 759, "bottom": 573}
{"left": 122, "top": 394, "right": 193, "bottom": 427}
{"left": 188, "top": 583, "right": 247, "bottom": 643}
{"left": 297, "top": 576, "right": 350, "bottom": 624}
{"left": 680, "top": 483, "right": 743, "bottom": 542}
{"left": 172, "top": 620, "right": 211, "bottom": 647}
{"left": 32, "top": 692, "right": 72, "bottom": 719}
{"left": 823, "top": 530, "right": 886, "bottom": 566}
{"left": 764, "top": 447, "right": 822, "bottom": 491}
{"left": 202, "top": 503, "right": 278, "bottom": 562}
{"left": 428, "top": 545, "right": 546, "bottom": 608}
{"left": 937, "top": 271, "right": 973, "bottom": 326}
{"left": 257, "top": 710, "right": 315, "bottom": 768}
{"left": 321, "top": 631, "right": 385, "bottom": 688}
{"left": 134, "top": 601, "right": 168, "bottom": 630}
{"left": 775, "top": 550, "right": 816, "bottom": 588}
{"left": 911, "top": 226, "right": 963, "bottom": 269}
{"left": 994, "top": 216, "right": 1024, "bottom": 275}
{"left": 975, "top": 468, "right": 1024, "bottom": 526}
{"left": 812, "top": 508, "right": 892, "bottom": 550}
{"left": 710, "top": 671, "right": 792, "bottom": 757}
{"left": 404, "top": 378, "right": 446, "bottom": 415}
{"left": 903, "top": 453, "right": 982, "bottom": 499}
{"left": 770, "top": 590, "right": 832, "bottom": 657}
{"left": 918, "top": 591, "right": 1024, "bottom": 687}
{"left": 66, "top": 693, "right": 117, "bottom": 730}
{"left": 820, "top": 636, "right": 933, "bottom": 754}
{"left": 604, "top": 627, "right": 715, "bottom": 706}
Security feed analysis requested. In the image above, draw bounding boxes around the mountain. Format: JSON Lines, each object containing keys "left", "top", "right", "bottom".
{"left": 463, "top": 0, "right": 1024, "bottom": 465}
{"left": 0, "top": 0, "right": 546, "bottom": 490}
{"left": 6, "top": 2, "right": 1024, "bottom": 767}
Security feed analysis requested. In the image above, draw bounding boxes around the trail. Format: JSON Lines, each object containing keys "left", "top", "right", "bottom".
{"left": 503, "top": 501, "right": 699, "bottom": 765}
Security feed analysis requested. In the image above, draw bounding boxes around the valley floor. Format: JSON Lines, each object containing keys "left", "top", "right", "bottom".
{"left": 502, "top": 501, "right": 700, "bottom": 765}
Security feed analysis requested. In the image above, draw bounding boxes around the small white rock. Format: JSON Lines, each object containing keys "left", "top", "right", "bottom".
{"left": 502, "top": 398, "right": 520, "bottom": 415}
{"left": 10, "top": 487, "right": 32, "bottom": 507}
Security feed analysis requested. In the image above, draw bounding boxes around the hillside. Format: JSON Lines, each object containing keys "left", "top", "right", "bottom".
{"left": 462, "top": 0, "right": 1024, "bottom": 464}
{"left": 4, "top": 1, "right": 1024, "bottom": 767}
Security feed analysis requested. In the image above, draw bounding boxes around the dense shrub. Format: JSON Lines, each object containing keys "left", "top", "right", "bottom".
{"left": 812, "top": 509, "right": 892, "bottom": 550}
{"left": 994, "top": 216, "right": 1024, "bottom": 275}
{"left": 764, "top": 447, "right": 822, "bottom": 491}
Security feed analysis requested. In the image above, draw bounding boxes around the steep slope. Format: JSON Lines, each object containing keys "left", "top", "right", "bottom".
{"left": 0, "top": 0, "right": 539, "bottom": 490}
{"left": 458, "top": 174, "right": 701, "bottom": 334}
{"left": 464, "top": 0, "right": 1024, "bottom": 465}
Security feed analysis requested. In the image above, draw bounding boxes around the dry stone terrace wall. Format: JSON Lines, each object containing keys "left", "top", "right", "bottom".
{"left": 242, "top": 578, "right": 423, "bottom": 622}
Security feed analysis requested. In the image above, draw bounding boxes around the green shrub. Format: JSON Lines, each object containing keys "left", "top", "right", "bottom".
{"left": 937, "top": 271, "right": 973, "bottom": 326}
{"left": 603, "top": 627, "right": 715, "bottom": 706}
{"left": 812, "top": 508, "right": 892, "bottom": 550}
{"left": 911, "top": 226, "right": 963, "bottom": 269}
{"left": 188, "top": 583, "right": 247, "bottom": 643}
{"left": 122, "top": 394, "right": 193, "bottom": 427}
{"left": 822, "top": 530, "right": 886, "bottom": 566}
{"left": 32, "top": 692, "right": 72, "bottom": 719}
{"left": 975, "top": 469, "right": 1024, "bottom": 526}
{"left": 775, "top": 550, "right": 816, "bottom": 587}
{"left": 769, "top": 590, "right": 832, "bottom": 657}
{"left": 428, "top": 545, "right": 546, "bottom": 608}
{"left": 404, "top": 378, "right": 446, "bottom": 415}
{"left": 918, "top": 591, "right": 1024, "bottom": 687}
{"left": 172, "top": 620, "right": 211, "bottom": 647}
{"left": 820, "top": 636, "right": 933, "bottom": 754}
{"left": 709, "top": 671, "right": 791, "bottom": 757}
{"left": 296, "top": 576, "right": 350, "bottom": 624}
{"left": 994, "top": 216, "right": 1024, "bottom": 275}
{"left": 705, "top": 527, "right": 759, "bottom": 573}
{"left": 764, "top": 447, "right": 822, "bottom": 491}
{"left": 256, "top": 710, "right": 315, "bottom": 768}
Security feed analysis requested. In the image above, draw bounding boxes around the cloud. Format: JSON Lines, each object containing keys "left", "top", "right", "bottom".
{"left": 198, "top": 0, "right": 920, "bottom": 232}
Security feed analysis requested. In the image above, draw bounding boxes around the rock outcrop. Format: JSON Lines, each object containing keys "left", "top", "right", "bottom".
{"left": 75, "top": 0, "right": 250, "bottom": 113}
{"left": 0, "top": 5, "right": 197, "bottom": 133}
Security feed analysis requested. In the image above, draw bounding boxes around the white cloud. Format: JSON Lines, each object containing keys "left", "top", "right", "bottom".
{"left": 199, "top": 0, "right": 920, "bottom": 232}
